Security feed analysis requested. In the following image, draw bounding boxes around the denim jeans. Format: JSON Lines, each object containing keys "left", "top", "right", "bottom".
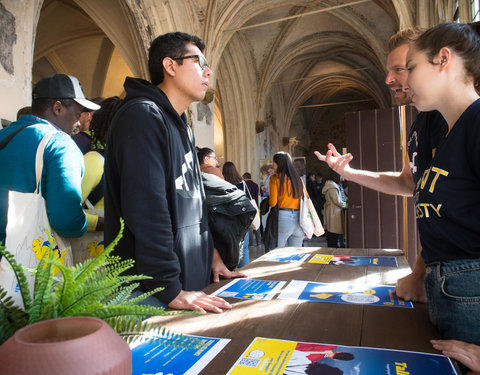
{"left": 277, "top": 209, "right": 304, "bottom": 247}
{"left": 238, "top": 232, "right": 250, "bottom": 268}
{"left": 130, "top": 290, "right": 167, "bottom": 309}
{"left": 425, "top": 258, "right": 480, "bottom": 345}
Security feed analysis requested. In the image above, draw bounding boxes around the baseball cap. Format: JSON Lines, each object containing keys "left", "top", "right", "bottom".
{"left": 32, "top": 74, "right": 101, "bottom": 111}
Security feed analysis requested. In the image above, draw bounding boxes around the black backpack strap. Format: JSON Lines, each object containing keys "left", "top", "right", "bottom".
{"left": 0, "top": 124, "right": 32, "bottom": 150}
{"left": 86, "top": 172, "right": 105, "bottom": 206}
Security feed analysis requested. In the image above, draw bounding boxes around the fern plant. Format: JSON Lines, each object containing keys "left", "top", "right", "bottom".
{"left": 0, "top": 219, "right": 196, "bottom": 347}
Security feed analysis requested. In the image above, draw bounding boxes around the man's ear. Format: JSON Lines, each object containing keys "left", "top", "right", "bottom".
{"left": 52, "top": 100, "right": 63, "bottom": 116}
{"left": 162, "top": 57, "right": 176, "bottom": 78}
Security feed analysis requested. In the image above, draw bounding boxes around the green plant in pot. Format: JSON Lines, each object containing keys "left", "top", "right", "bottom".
{"left": 0, "top": 218, "right": 193, "bottom": 346}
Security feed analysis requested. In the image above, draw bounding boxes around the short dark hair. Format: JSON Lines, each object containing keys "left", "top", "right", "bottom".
{"left": 197, "top": 147, "right": 214, "bottom": 164}
{"left": 326, "top": 169, "right": 340, "bottom": 184}
{"left": 243, "top": 172, "right": 252, "bottom": 179}
{"left": 149, "top": 32, "right": 206, "bottom": 85}
{"left": 16, "top": 106, "right": 32, "bottom": 120}
{"left": 31, "top": 98, "right": 75, "bottom": 118}
{"left": 90, "top": 96, "right": 122, "bottom": 149}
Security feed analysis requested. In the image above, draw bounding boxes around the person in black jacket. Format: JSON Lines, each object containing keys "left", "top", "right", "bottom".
{"left": 104, "top": 32, "right": 241, "bottom": 314}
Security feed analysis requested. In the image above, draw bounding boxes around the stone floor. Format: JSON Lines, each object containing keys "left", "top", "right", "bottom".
{"left": 248, "top": 235, "right": 328, "bottom": 262}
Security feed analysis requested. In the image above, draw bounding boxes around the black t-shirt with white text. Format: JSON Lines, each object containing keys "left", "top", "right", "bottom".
{"left": 415, "top": 100, "right": 480, "bottom": 263}
{"left": 407, "top": 110, "right": 448, "bottom": 185}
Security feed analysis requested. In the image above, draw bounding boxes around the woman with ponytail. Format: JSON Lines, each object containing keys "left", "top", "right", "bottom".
{"left": 269, "top": 152, "right": 304, "bottom": 247}
{"left": 402, "top": 22, "right": 480, "bottom": 349}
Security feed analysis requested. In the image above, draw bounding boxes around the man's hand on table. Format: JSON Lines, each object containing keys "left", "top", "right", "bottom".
{"left": 394, "top": 272, "right": 427, "bottom": 303}
{"left": 432, "top": 339, "right": 480, "bottom": 374}
{"left": 168, "top": 290, "right": 232, "bottom": 314}
{"left": 394, "top": 252, "right": 427, "bottom": 303}
{"left": 212, "top": 248, "right": 249, "bottom": 283}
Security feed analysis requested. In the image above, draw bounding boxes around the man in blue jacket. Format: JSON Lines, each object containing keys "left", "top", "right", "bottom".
{"left": 105, "top": 32, "right": 244, "bottom": 313}
{"left": 0, "top": 74, "right": 100, "bottom": 245}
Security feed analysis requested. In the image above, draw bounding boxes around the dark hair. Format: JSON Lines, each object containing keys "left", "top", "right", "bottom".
{"left": 273, "top": 152, "right": 302, "bottom": 199}
{"left": 243, "top": 172, "right": 252, "bottom": 179}
{"left": 387, "top": 27, "right": 424, "bottom": 52}
{"left": 223, "top": 161, "right": 243, "bottom": 185}
{"left": 415, "top": 22, "right": 480, "bottom": 90}
{"left": 31, "top": 98, "right": 75, "bottom": 117}
{"left": 16, "top": 106, "right": 32, "bottom": 120}
{"left": 90, "top": 96, "right": 122, "bottom": 149}
{"left": 305, "top": 362, "right": 343, "bottom": 375}
{"left": 332, "top": 352, "right": 354, "bottom": 361}
{"left": 197, "top": 147, "right": 214, "bottom": 164}
{"left": 149, "top": 32, "right": 206, "bottom": 85}
{"left": 326, "top": 169, "right": 341, "bottom": 184}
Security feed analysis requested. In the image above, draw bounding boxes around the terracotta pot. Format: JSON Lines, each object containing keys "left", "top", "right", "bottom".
{"left": 0, "top": 316, "right": 131, "bottom": 374}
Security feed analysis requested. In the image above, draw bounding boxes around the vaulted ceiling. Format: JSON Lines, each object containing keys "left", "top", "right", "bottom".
{"left": 30, "top": 0, "right": 462, "bottom": 172}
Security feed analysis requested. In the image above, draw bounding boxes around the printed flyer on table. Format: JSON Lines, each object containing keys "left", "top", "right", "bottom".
{"left": 211, "top": 278, "right": 286, "bottom": 300}
{"left": 262, "top": 252, "right": 310, "bottom": 263}
{"left": 278, "top": 280, "right": 413, "bottom": 308}
{"left": 227, "top": 337, "right": 458, "bottom": 374}
{"left": 130, "top": 333, "right": 230, "bottom": 375}
{"left": 309, "top": 254, "right": 398, "bottom": 267}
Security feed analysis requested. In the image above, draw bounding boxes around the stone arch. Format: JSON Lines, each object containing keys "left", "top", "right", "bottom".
{"left": 216, "top": 33, "right": 258, "bottom": 176}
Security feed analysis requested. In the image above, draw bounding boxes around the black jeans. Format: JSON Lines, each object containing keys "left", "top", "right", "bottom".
{"left": 326, "top": 232, "right": 339, "bottom": 248}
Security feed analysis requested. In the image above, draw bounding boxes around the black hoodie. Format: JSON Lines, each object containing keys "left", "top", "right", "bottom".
{"left": 104, "top": 77, "right": 213, "bottom": 304}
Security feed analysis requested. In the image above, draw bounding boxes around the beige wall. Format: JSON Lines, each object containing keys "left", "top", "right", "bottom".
{"left": 0, "top": 1, "right": 41, "bottom": 122}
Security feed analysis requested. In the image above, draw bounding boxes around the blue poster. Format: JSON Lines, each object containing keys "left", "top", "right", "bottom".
{"left": 278, "top": 280, "right": 413, "bottom": 308}
{"left": 263, "top": 252, "right": 310, "bottom": 263}
{"left": 310, "top": 254, "right": 398, "bottom": 267}
{"left": 131, "top": 333, "right": 230, "bottom": 375}
{"left": 211, "top": 278, "right": 286, "bottom": 300}
{"left": 228, "top": 337, "right": 458, "bottom": 374}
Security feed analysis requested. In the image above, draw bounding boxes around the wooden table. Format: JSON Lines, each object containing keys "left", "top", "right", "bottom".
{"left": 149, "top": 247, "right": 443, "bottom": 374}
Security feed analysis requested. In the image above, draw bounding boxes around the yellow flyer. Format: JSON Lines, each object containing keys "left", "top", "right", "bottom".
{"left": 309, "top": 254, "right": 334, "bottom": 264}
{"left": 228, "top": 337, "right": 458, "bottom": 374}
{"left": 228, "top": 337, "right": 296, "bottom": 374}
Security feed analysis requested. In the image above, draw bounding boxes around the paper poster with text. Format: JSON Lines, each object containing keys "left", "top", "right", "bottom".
{"left": 278, "top": 280, "right": 413, "bottom": 308}
{"left": 310, "top": 254, "right": 398, "bottom": 267}
{"left": 227, "top": 337, "right": 458, "bottom": 374}
{"left": 211, "top": 278, "right": 286, "bottom": 300}
{"left": 130, "top": 333, "right": 230, "bottom": 375}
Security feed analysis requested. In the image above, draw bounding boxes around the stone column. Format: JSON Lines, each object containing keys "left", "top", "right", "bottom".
{"left": 0, "top": 0, "right": 42, "bottom": 123}
{"left": 190, "top": 89, "right": 215, "bottom": 150}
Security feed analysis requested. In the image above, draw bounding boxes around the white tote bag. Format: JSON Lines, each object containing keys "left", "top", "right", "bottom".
{"left": 299, "top": 181, "right": 325, "bottom": 239}
{"left": 0, "top": 131, "right": 72, "bottom": 307}
{"left": 70, "top": 207, "right": 104, "bottom": 265}
{"left": 243, "top": 181, "right": 261, "bottom": 230}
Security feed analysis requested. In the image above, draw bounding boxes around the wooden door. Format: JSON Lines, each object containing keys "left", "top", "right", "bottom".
{"left": 344, "top": 106, "right": 419, "bottom": 268}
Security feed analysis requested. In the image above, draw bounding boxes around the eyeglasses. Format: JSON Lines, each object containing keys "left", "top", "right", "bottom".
{"left": 207, "top": 155, "right": 217, "bottom": 160}
{"left": 173, "top": 55, "right": 209, "bottom": 70}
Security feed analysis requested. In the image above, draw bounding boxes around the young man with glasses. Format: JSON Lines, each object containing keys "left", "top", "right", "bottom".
{"left": 105, "top": 32, "right": 244, "bottom": 313}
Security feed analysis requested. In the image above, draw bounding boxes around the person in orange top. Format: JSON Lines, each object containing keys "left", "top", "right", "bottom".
{"left": 269, "top": 152, "right": 304, "bottom": 247}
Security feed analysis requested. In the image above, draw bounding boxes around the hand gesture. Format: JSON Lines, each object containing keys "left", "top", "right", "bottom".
{"left": 168, "top": 290, "right": 232, "bottom": 314}
{"left": 314, "top": 143, "right": 353, "bottom": 177}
